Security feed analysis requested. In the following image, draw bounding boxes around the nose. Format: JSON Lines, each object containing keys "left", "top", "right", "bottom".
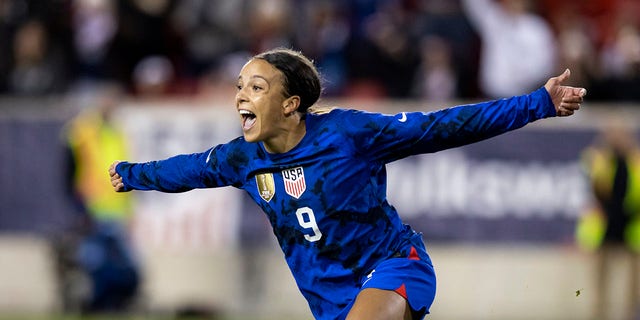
{"left": 235, "top": 88, "right": 248, "bottom": 106}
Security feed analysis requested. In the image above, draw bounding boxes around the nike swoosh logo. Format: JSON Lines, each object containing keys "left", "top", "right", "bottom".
{"left": 398, "top": 112, "right": 407, "bottom": 122}
{"left": 205, "top": 148, "right": 214, "bottom": 163}
{"left": 362, "top": 269, "right": 376, "bottom": 286}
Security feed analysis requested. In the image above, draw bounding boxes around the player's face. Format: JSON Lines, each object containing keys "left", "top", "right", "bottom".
{"left": 235, "top": 59, "right": 289, "bottom": 144}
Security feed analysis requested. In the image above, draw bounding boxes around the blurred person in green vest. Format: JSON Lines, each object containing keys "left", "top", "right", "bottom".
{"left": 63, "top": 84, "right": 140, "bottom": 313}
{"left": 576, "top": 118, "right": 640, "bottom": 320}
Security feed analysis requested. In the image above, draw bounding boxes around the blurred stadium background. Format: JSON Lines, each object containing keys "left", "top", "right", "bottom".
{"left": 1, "top": 0, "right": 640, "bottom": 319}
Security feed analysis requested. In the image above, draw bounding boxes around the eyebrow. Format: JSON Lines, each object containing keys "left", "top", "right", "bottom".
{"left": 237, "top": 75, "right": 273, "bottom": 91}
{"left": 237, "top": 75, "right": 270, "bottom": 82}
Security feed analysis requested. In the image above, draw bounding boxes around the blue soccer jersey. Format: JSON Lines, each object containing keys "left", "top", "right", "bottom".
{"left": 116, "top": 87, "right": 556, "bottom": 319}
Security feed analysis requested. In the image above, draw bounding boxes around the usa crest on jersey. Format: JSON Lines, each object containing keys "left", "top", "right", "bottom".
{"left": 282, "top": 167, "right": 306, "bottom": 199}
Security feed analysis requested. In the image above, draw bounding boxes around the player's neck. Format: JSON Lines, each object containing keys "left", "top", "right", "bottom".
{"left": 263, "top": 119, "right": 307, "bottom": 154}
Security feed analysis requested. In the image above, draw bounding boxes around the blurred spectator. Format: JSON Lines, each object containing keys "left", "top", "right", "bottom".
{"left": 246, "top": 0, "right": 294, "bottom": 53}
{"left": 171, "top": 0, "right": 245, "bottom": 81}
{"left": 131, "top": 55, "right": 175, "bottom": 97}
{"left": 106, "top": 0, "right": 185, "bottom": 93}
{"left": 412, "top": 35, "right": 458, "bottom": 101}
{"left": 548, "top": 3, "right": 599, "bottom": 93}
{"left": 595, "top": 3, "right": 640, "bottom": 102}
{"left": 461, "top": 0, "right": 557, "bottom": 98}
{"left": 345, "top": 0, "right": 420, "bottom": 98}
{"left": 8, "top": 19, "right": 69, "bottom": 95}
{"left": 294, "top": 0, "right": 350, "bottom": 96}
{"left": 62, "top": 84, "right": 140, "bottom": 313}
{"left": 601, "top": 22, "right": 640, "bottom": 80}
{"left": 414, "top": 0, "right": 480, "bottom": 98}
{"left": 576, "top": 119, "right": 640, "bottom": 320}
{"left": 72, "top": 0, "right": 117, "bottom": 82}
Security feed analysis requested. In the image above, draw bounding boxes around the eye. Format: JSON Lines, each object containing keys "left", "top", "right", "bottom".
{"left": 252, "top": 85, "right": 262, "bottom": 92}
{"left": 236, "top": 84, "right": 242, "bottom": 91}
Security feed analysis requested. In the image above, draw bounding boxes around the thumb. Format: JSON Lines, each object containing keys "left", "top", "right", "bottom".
{"left": 555, "top": 69, "right": 571, "bottom": 84}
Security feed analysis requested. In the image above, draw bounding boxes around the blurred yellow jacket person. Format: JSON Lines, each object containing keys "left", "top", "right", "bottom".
{"left": 67, "top": 107, "right": 131, "bottom": 221}
{"left": 577, "top": 126, "right": 640, "bottom": 252}
{"left": 576, "top": 124, "right": 640, "bottom": 320}
{"left": 64, "top": 88, "right": 139, "bottom": 313}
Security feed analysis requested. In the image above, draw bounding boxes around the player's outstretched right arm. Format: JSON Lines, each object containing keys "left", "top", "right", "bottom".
{"left": 107, "top": 151, "right": 214, "bottom": 193}
{"left": 107, "top": 146, "right": 242, "bottom": 193}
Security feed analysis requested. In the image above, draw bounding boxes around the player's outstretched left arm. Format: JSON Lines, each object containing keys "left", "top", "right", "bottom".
{"left": 544, "top": 69, "right": 587, "bottom": 117}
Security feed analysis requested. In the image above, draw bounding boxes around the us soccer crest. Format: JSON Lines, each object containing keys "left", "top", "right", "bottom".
{"left": 282, "top": 167, "right": 306, "bottom": 199}
{"left": 256, "top": 173, "right": 275, "bottom": 202}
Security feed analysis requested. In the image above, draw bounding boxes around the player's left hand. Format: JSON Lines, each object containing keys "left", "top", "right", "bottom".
{"left": 544, "top": 69, "right": 587, "bottom": 117}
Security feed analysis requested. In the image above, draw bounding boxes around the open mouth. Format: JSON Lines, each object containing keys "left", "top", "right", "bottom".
{"left": 239, "top": 109, "right": 257, "bottom": 131}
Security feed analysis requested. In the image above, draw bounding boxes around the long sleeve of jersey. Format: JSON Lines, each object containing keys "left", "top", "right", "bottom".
{"left": 115, "top": 142, "right": 243, "bottom": 192}
{"left": 337, "top": 86, "right": 556, "bottom": 163}
{"left": 116, "top": 152, "right": 210, "bottom": 192}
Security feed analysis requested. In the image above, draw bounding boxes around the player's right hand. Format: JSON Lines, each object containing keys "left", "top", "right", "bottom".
{"left": 544, "top": 69, "right": 587, "bottom": 117}
{"left": 109, "top": 161, "right": 126, "bottom": 192}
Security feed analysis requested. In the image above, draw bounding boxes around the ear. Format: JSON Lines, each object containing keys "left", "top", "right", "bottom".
{"left": 282, "top": 95, "right": 301, "bottom": 116}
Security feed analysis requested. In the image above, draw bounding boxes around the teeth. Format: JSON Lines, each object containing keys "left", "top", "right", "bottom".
{"left": 239, "top": 110, "right": 254, "bottom": 116}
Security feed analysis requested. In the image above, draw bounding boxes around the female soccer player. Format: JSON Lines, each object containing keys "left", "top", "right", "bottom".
{"left": 109, "top": 48, "right": 586, "bottom": 320}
